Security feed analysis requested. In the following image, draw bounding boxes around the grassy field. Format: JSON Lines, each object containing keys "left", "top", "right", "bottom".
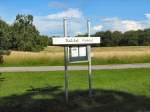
{"left": 0, "top": 68, "right": 150, "bottom": 111}
{"left": 1, "top": 46, "right": 150, "bottom": 66}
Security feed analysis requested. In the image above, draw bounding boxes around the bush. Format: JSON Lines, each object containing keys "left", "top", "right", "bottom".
{"left": 0, "top": 50, "right": 11, "bottom": 63}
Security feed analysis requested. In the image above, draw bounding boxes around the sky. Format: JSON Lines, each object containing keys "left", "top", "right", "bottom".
{"left": 0, "top": 0, "right": 150, "bottom": 36}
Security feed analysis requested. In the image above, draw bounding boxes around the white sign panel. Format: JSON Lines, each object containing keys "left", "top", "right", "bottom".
{"left": 71, "top": 47, "right": 78, "bottom": 57}
{"left": 52, "top": 37, "right": 100, "bottom": 45}
{"left": 79, "top": 47, "right": 86, "bottom": 57}
{"left": 69, "top": 46, "right": 88, "bottom": 62}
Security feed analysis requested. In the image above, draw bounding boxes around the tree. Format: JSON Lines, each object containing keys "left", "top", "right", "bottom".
{"left": 0, "top": 19, "right": 11, "bottom": 50}
{"left": 111, "top": 31, "right": 123, "bottom": 46}
{"left": 139, "top": 29, "right": 150, "bottom": 45}
{"left": 0, "top": 19, "right": 11, "bottom": 63}
{"left": 94, "top": 31, "right": 113, "bottom": 47}
{"left": 120, "top": 31, "right": 139, "bottom": 46}
{"left": 10, "top": 14, "right": 49, "bottom": 51}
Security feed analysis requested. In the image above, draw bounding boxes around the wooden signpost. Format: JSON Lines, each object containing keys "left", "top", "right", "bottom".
{"left": 52, "top": 18, "right": 101, "bottom": 103}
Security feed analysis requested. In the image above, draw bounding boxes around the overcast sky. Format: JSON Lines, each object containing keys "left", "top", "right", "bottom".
{"left": 1, "top": 0, "right": 150, "bottom": 36}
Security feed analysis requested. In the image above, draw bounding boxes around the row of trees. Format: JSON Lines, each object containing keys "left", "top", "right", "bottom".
{"left": 1, "top": 14, "right": 150, "bottom": 50}
{"left": 92, "top": 29, "right": 150, "bottom": 47}
{"left": 0, "top": 14, "right": 49, "bottom": 51}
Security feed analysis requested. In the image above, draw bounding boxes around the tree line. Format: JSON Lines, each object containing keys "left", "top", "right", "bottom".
{"left": 77, "top": 29, "right": 150, "bottom": 47}
{"left": 1, "top": 14, "right": 150, "bottom": 51}
{"left": 0, "top": 14, "right": 49, "bottom": 52}
{"left": 91, "top": 29, "right": 150, "bottom": 47}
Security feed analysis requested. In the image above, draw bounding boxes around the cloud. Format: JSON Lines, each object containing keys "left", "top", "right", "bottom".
{"left": 97, "top": 13, "right": 150, "bottom": 32}
{"left": 45, "top": 8, "right": 83, "bottom": 20}
{"left": 121, "top": 20, "right": 142, "bottom": 31}
{"left": 34, "top": 8, "right": 84, "bottom": 36}
{"left": 145, "top": 13, "right": 150, "bottom": 19}
{"left": 34, "top": 17, "right": 63, "bottom": 35}
{"left": 93, "top": 25, "right": 103, "bottom": 31}
{"left": 102, "top": 17, "right": 143, "bottom": 32}
{"left": 48, "top": 1, "right": 66, "bottom": 9}
{"left": 91, "top": 25, "right": 103, "bottom": 34}
{"left": 34, "top": 10, "right": 150, "bottom": 36}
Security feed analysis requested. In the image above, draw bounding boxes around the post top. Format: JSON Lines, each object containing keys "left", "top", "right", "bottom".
{"left": 63, "top": 17, "right": 68, "bottom": 20}
{"left": 87, "top": 18, "right": 90, "bottom": 22}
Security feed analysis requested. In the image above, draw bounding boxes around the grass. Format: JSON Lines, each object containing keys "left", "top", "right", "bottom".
{"left": 3, "top": 51, "right": 64, "bottom": 66}
{"left": 1, "top": 46, "right": 150, "bottom": 66}
{"left": 1, "top": 68, "right": 150, "bottom": 111}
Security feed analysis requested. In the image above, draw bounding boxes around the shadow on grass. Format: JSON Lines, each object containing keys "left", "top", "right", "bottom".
{"left": 0, "top": 85, "right": 150, "bottom": 112}
{"left": 0, "top": 74, "right": 5, "bottom": 88}
{"left": 0, "top": 74, "right": 5, "bottom": 82}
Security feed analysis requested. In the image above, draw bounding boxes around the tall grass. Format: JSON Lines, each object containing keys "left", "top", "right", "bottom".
{"left": 3, "top": 51, "right": 64, "bottom": 66}
{"left": 1, "top": 46, "right": 150, "bottom": 66}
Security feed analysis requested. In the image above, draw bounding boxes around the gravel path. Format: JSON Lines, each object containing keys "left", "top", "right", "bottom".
{"left": 0, "top": 63, "right": 150, "bottom": 72}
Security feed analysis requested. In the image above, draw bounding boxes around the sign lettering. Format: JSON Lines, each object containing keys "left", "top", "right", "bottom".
{"left": 52, "top": 37, "right": 101, "bottom": 45}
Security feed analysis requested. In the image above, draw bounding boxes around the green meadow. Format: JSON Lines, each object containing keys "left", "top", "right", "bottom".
{"left": 0, "top": 68, "right": 150, "bottom": 112}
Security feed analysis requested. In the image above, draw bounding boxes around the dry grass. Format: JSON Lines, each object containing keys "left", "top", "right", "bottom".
{"left": 2, "top": 46, "right": 150, "bottom": 66}
{"left": 92, "top": 46, "right": 150, "bottom": 52}
{"left": 3, "top": 49, "right": 64, "bottom": 66}
{"left": 5, "top": 50, "right": 63, "bottom": 59}
{"left": 93, "top": 51, "right": 150, "bottom": 58}
{"left": 43, "top": 46, "right": 64, "bottom": 53}
{"left": 45, "top": 46, "right": 150, "bottom": 58}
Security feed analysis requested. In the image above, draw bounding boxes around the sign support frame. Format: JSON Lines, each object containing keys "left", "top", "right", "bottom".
{"left": 63, "top": 18, "right": 69, "bottom": 103}
{"left": 87, "top": 19, "right": 92, "bottom": 97}
{"left": 61, "top": 18, "right": 96, "bottom": 103}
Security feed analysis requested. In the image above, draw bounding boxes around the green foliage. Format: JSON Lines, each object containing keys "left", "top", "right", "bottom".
{"left": 0, "top": 19, "right": 12, "bottom": 50}
{"left": 92, "top": 29, "right": 150, "bottom": 47}
{"left": 0, "top": 14, "right": 49, "bottom": 51}
{"left": 48, "top": 37, "right": 53, "bottom": 45}
{"left": 111, "top": 31, "right": 123, "bottom": 46}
